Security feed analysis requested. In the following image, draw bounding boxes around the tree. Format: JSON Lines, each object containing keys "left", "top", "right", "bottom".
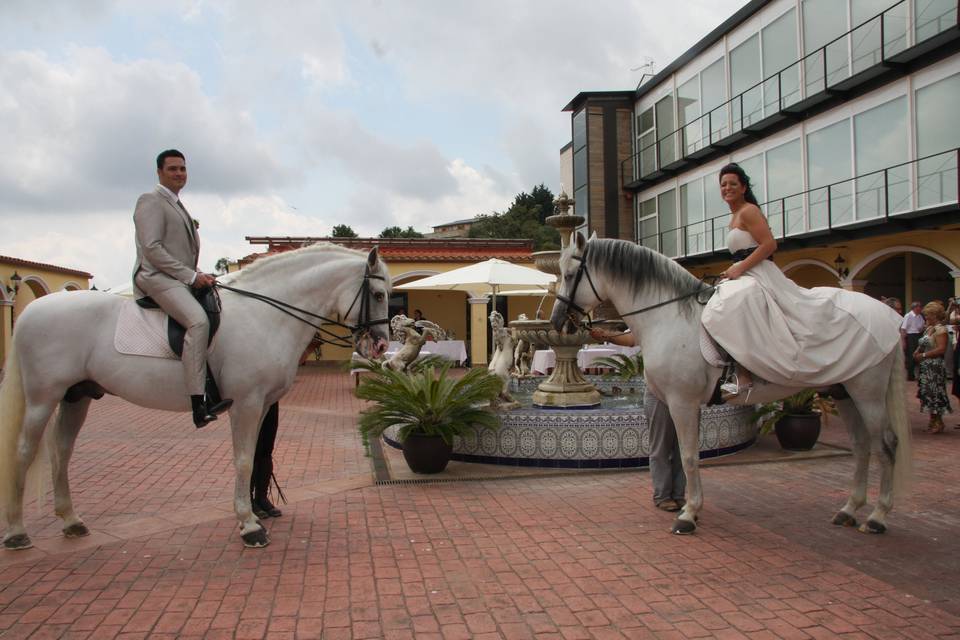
{"left": 214, "top": 257, "right": 231, "bottom": 275}
{"left": 379, "top": 226, "right": 424, "bottom": 238}
{"left": 331, "top": 224, "right": 358, "bottom": 238}
{"left": 468, "top": 184, "right": 559, "bottom": 250}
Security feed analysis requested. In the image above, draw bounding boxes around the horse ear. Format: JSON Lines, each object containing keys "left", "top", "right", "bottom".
{"left": 589, "top": 230, "right": 598, "bottom": 241}
{"left": 575, "top": 231, "right": 586, "bottom": 252}
{"left": 367, "top": 247, "right": 379, "bottom": 269}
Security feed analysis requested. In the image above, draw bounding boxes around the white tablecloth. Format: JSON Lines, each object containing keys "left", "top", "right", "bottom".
{"left": 352, "top": 340, "right": 468, "bottom": 375}
{"left": 530, "top": 346, "right": 625, "bottom": 375}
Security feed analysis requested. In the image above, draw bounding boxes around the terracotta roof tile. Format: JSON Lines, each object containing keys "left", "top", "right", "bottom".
{"left": 0, "top": 255, "right": 93, "bottom": 279}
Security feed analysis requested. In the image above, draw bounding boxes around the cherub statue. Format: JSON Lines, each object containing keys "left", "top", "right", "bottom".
{"left": 512, "top": 314, "right": 537, "bottom": 377}
{"left": 487, "top": 311, "right": 519, "bottom": 409}
{"left": 384, "top": 317, "right": 441, "bottom": 371}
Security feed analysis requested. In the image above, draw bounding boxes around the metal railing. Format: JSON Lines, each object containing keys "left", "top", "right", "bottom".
{"left": 621, "top": 0, "right": 958, "bottom": 185}
{"left": 637, "top": 149, "right": 960, "bottom": 259}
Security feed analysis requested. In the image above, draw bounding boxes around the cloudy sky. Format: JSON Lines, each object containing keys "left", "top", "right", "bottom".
{"left": 1, "top": 0, "right": 746, "bottom": 288}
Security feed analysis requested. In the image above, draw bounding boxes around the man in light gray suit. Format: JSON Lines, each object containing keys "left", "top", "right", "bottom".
{"left": 133, "top": 149, "right": 231, "bottom": 427}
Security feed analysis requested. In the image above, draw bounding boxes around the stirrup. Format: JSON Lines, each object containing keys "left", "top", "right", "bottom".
{"left": 720, "top": 374, "right": 753, "bottom": 401}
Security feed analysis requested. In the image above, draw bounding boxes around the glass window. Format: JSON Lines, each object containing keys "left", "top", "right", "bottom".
{"left": 807, "top": 119, "right": 853, "bottom": 227}
{"left": 678, "top": 77, "right": 701, "bottom": 156}
{"left": 803, "top": 0, "right": 850, "bottom": 95}
{"left": 656, "top": 94, "right": 676, "bottom": 167}
{"left": 766, "top": 138, "right": 804, "bottom": 235}
{"left": 916, "top": 73, "right": 960, "bottom": 207}
{"left": 637, "top": 107, "right": 656, "bottom": 178}
{"left": 731, "top": 34, "right": 763, "bottom": 130}
{"left": 680, "top": 178, "right": 707, "bottom": 255}
{"left": 854, "top": 96, "right": 908, "bottom": 218}
{"left": 573, "top": 109, "right": 586, "bottom": 151}
{"left": 637, "top": 197, "right": 658, "bottom": 250}
{"left": 851, "top": 0, "right": 903, "bottom": 73}
{"left": 701, "top": 58, "right": 727, "bottom": 142}
{"left": 762, "top": 9, "right": 800, "bottom": 111}
{"left": 658, "top": 189, "right": 679, "bottom": 257}
{"left": 574, "top": 185, "right": 589, "bottom": 221}
{"left": 915, "top": 0, "right": 957, "bottom": 42}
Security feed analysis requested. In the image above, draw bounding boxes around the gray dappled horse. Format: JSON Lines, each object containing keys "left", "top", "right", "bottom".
{"left": 551, "top": 233, "right": 910, "bottom": 536}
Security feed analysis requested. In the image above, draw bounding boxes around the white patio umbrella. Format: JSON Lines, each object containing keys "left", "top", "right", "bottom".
{"left": 395, "top": 258, "right": 555, "bottom": 308}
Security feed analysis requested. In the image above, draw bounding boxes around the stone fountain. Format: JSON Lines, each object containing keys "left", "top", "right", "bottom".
{"left": 509, "top": 192, "right": 618, "bottom": 409}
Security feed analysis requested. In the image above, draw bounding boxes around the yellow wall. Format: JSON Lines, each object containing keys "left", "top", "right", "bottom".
{"left": 1, "top": 263, "right": 90, "bottom": 367}
{"left": 686, "top": 227, "right": 960, "bottom": 300}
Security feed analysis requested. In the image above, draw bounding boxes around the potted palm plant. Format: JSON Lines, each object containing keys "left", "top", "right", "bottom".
{"left": 751, "top": 389, "right": 838, "bottom": 451}
{"left": 355, "top": 359, "right": 503, "bottom": 473}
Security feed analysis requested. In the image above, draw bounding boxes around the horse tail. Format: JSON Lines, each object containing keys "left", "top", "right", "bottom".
{"left": 886, "top": 345, "right": 912, "bottom": 499}
{"left": 0, "top": 340, "right": 26, "bottom": 521}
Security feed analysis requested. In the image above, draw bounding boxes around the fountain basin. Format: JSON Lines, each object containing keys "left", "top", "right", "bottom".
{"left": 383, "top": 377, "right": 757, "bottom": 468}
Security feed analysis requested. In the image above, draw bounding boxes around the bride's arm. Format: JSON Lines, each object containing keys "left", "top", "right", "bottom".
{"left": 723, "top": 205, "right": 777, "bottom": 280}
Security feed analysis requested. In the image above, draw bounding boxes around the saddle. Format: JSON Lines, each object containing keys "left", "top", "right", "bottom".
{"left": 134, "top": 287, "right": 225, "bottom": 405}
{"left": 135, "top": 287, "right": 222, "bottom": 356}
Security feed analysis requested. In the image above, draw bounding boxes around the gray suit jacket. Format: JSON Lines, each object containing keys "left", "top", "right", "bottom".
{"left": 132, "top": 186, "right": 201, "bottom": 298}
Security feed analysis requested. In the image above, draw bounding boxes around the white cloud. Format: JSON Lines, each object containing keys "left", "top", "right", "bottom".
{"left": 0, "top": 46, "right": 291, "bottom": 215}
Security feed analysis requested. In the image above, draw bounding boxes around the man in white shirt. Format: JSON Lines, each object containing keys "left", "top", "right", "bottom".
{"left": 900, "top": 301, "right": 925, "bottom": 381}
{"left": 132, "top": 149, "right": 232, "bottom": 427}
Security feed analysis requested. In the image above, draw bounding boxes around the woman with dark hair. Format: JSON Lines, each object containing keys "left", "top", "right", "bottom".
{"left": 701, "top": 163, "right": 902, "bottom": 399}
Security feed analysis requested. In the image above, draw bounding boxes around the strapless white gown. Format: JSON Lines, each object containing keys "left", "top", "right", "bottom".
{"left": 701, "top": 228, "right": 902, "bottom": 386}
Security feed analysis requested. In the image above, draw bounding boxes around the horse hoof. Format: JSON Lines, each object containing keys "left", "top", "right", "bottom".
{"left": 63, "top": 523, "right": 90, "bottom": 538}
{"left": 831, "top": 512, "right": 857, "bottom": 527}
{"left": 3, "top": 534, "right": 33, "bottom": 550}
{"left": 671, "top": 518, "right": 697, "bottom": 535}
{"left": 241, "top": 528, "right": 270, "bottom": 548}
{"left": 858, "top": 520, "right": 887, "bottom": 534}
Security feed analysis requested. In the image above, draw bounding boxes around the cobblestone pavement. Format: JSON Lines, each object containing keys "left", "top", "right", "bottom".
{"left": 1, "top": 365, "right": 958, "bottom": 639}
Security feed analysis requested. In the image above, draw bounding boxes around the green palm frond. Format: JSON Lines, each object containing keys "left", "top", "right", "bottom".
{"left": 751, "top": 389, "right": 838, "bottom": 435}
{"left": 594, "top": 353, "right": 644, "bottom": 380}
{"left": 356, "top": 360, "right": 503, "bottom": 451}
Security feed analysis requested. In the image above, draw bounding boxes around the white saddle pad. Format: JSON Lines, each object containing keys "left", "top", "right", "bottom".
{"left": 115, "top": 300, "right": 177, "bottom": 359}
{"left": 699, "top": 319, "right": 727, "bottom": 369}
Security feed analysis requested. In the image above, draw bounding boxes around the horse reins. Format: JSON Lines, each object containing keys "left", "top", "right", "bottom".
{"left": 215, "top": 263, "right": 389, "bottom": 349}
{"left": 555, "top": 244, "right": 718, "bottom": 329}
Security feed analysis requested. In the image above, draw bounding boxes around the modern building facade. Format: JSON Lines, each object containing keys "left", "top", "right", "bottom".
{"left": 564, "top": 0, "right": 960, "bottom": 302}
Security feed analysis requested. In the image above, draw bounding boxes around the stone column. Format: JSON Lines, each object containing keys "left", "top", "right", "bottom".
{"left": 468, "top": 295, "right": 490, "bottom": 367}
{"left": 951, "top": 270, "right": 960, "bottom": 298}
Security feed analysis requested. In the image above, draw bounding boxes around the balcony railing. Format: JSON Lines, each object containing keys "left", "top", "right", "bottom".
{"left": 637, "top": 149, "right": 960, "bottom": 259}
{"left": 622, "top": 0, "right": 959, "bottom": 186}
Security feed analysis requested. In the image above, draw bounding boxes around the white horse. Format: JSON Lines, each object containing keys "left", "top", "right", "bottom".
{"left": 551, "top": 233, "right": 911, "bottom": 535}
{"left": 0, "top": 243, "right": 390, "bottom": 550}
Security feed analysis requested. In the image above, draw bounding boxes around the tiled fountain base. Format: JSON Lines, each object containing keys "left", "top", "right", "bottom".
{"left": 383, "top": 377, "right": 757, "bottom": 468}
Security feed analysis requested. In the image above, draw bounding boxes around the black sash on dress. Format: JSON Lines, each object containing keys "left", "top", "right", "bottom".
{"left": 730, "top": 248, "right": 774, "bottom": 262}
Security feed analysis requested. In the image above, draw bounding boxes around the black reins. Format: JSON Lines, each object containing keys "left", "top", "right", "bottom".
{"left": 215, "top": 263, "right": 389, "bottom": 349}
{"left": 555, "top": 244, "right": 717, "bottom": 328}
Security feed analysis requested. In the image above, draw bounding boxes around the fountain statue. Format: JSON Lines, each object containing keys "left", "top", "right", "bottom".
{"left": 509, "top": 192, "right": 620, "bottom": 408}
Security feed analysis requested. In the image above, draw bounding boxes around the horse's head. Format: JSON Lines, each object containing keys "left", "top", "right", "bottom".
{"left": 550, "top": 231, "right": 604, "bottom": 332}
{"left": 351, "top": 247, "right": 391, "bottom": 359}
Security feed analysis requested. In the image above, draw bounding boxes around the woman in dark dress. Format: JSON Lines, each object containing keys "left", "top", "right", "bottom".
{"left": 915, "top": 302, "right": 952, "bottom": 433}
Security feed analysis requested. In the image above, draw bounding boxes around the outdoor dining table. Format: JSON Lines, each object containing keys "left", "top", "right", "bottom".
{"left": 530, "top": 344, "right": 624, "bottom": 375}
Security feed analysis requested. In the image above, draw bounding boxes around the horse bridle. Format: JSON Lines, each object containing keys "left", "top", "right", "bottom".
{"left": 555, "top": 244, "right": 716, "bottom": 327}
{"left": 554, "top": 245, "right": 602, "bottom": 318}
{"left": 216, "top": 262, "right": 390, "bottom": 349}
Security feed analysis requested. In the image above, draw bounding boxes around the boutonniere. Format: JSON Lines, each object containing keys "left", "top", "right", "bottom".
{"left": 193, "top": 218, "right": 200, "bottom": 229}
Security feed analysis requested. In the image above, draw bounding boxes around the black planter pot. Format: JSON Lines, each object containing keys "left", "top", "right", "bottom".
{"left": 775, "top": 413, "right": 821, "bottom": 451}
{"left": 401, "top": 432, "right": 453, "bottom": 474}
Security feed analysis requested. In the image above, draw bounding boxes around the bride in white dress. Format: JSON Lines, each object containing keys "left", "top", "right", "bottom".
{"left": 701, "top": 163, "right": 901, "bottom": 397}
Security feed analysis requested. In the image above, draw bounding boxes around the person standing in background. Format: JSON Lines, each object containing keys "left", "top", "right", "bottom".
{"left": 901, "top": 301, "right": 925, "bottom": 381}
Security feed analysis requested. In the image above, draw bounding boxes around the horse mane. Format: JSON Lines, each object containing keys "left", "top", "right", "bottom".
{"left": 586, "top": 238, "right": 704, "bottom": 314}
{"left": 230, "top": 242, "right": 371, "bottom": 284}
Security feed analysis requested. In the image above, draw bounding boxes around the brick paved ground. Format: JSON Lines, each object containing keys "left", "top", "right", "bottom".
{"left": 1, "top": 365, "right": 959, "bottom": 639}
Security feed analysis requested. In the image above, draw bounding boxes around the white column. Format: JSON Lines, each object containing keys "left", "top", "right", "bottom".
{"left": 468, "top": 296, "right": 490, "bottom": 367}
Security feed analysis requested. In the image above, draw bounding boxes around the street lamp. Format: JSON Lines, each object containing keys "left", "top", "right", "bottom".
{"left": 833, "top": 255, "right": 849, "bottom": 280}
{"left": 7, "top": 271, "right": 21, "bottom": 299}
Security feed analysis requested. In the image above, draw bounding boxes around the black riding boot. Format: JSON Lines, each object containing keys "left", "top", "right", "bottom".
{"left": 191, "top": 395, "right": 216, "bottom": 428}
{"left": 251, "top": 456, "right": 282, "bottom": 518}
